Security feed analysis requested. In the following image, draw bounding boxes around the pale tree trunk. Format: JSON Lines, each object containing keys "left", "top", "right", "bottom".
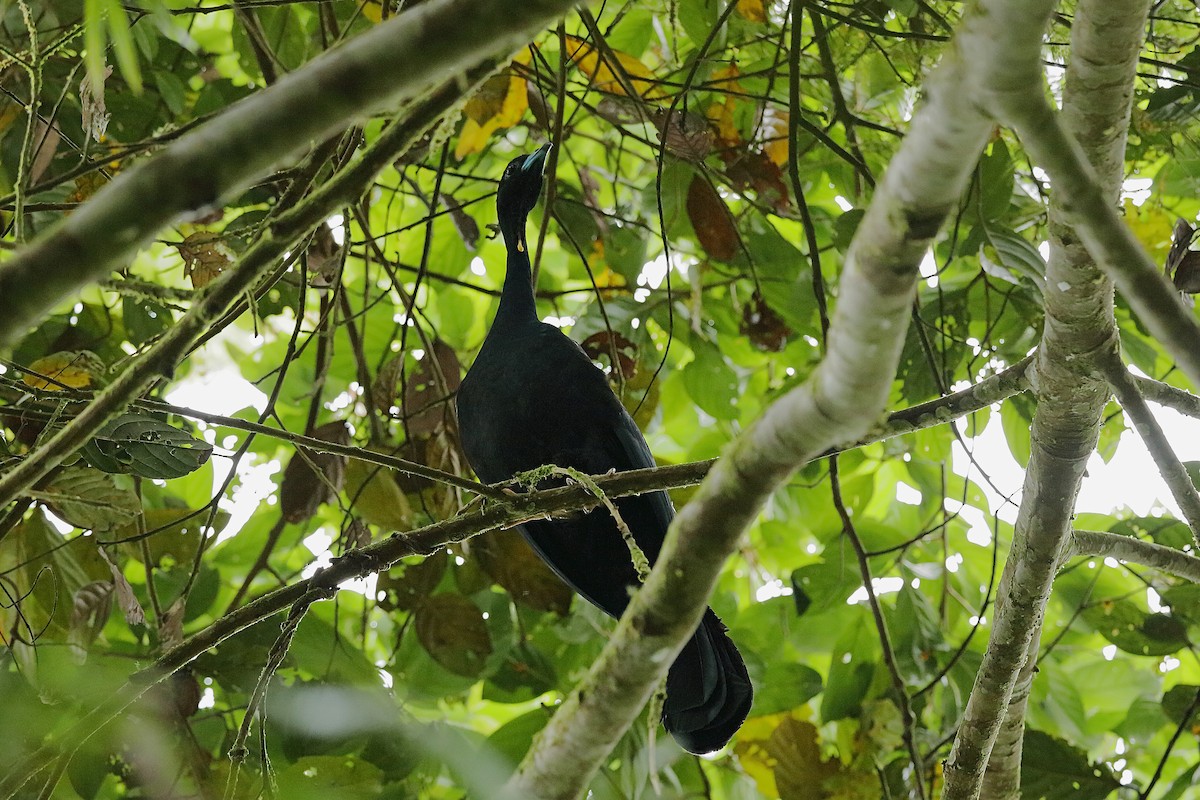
{"left": 950, "top": 0, "right": 1153, "bottom": 797}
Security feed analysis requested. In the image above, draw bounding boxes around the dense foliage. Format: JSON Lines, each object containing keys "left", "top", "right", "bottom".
{"left": 2, "top": 0, "right": 1200, "bottom": 797}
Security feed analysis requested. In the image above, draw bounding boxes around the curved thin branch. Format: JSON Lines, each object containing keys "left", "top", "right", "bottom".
{"left": 1103, "top": 357, "right": 1200, "bottom": 544}
{"left": 1066, "top": 529, "right": 1200, "bottom": 582}
{"left": 1132, "top": 375, "right": 1200, "bottom": 419}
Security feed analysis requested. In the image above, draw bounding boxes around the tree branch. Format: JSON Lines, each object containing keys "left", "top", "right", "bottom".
{"left": 0, "top": 0, "right": 581, "bottom": 347}
{"left": 1103, "top": 357, "right": 1200, "bottom": 543}
{"left": 1066, "top": 529, "right": 1200, "bottom": 582}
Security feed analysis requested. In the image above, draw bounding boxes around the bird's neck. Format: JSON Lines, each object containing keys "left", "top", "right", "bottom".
{"left": 495, "top": 218, "right": 538, "bottom": 327}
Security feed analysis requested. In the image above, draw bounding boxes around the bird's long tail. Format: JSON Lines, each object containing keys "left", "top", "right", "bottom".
{"left": 663, "top": 609, "right": 753, "bottom": 754}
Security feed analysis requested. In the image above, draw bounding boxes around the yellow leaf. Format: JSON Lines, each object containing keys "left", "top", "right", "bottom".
{"left": 455, "top": 61, "right": 530, "bottom": 159}
{"left": 564, "top": 35, "right": 666, "bottom": 102}
{"left": 762, "top": 108, "right": 789, "bottom": 167}
{"left": 23, "top": 351, "right": 104, "bottom": 391}
{"left": 0, "top": 101, "right": 23, "bottom": 137}
{"left": 732, "top": 712, "right": 793, "bottom": 797}
{"left": 736, "top": 0, "right": 767, "bottom": 22}
{"left": 1123, "top": 199, "right": 1174, "bottom": 263}
{"left": 706, "top": 64, "right": 742, "bottom": 146}
{"left": 359, "top": 0, "right": 385, "bottom": 23}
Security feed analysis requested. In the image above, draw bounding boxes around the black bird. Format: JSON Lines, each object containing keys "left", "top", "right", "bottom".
{"left": 456, "top": 144, "right": 752, "bottom": 754}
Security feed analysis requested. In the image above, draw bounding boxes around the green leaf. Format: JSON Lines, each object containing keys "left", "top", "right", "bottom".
{"left": 1019, "top": 729, "right": 1120, "bottom": 800}
{"left": 821, "top": 615, "right": 875, "bottom": 722}
{"left": 83, "top": 413, "right": 213, "bottom": 479}
{"left": 32, "top": 467, "right": 140, "bottom": 532}
{"left": 276, "top": 756, "right": 384, "bottom": 800}
{"left": 682, "top": 337, "right": 739, "bottom": 420}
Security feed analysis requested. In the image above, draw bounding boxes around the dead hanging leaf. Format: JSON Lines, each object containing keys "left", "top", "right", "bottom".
{"left": 414, "top": 592, "right": 493, "bottom": 677}
{"left": 307, "top": 223, "right": 343, "bottom": 287}
{"left": 378, "top": 550, "right": 447, "bottom": 611}
{"left": 687, "top": 175, "right": 740, "bottom": 262}
{"left": 402, "top": 340, "right": 462, "bottom": 439}
{"left": 419, "top": 430, "right": 464, "bottom": 519}
{"left": 176, "top": 231, "right": 236, "bottom": 289}
{"left": 343, "top": 518, "right": 372, "bottom": 550}
{"left": 455, "top": 58, "right": 530, "bottom": 159}
{"left": 475, "top": 531, "right": 572, "bottom": 616}
{"left": 581, "top": 330, "right": 638, "bottom": 381}
{"left": 723, "top": 150, "right": 791, "bottom": 214}
{"left": 30, "top": 120, "right": 62, "bottom": 186}
{"left": 80, "top": 65, "right": 114, "bottom": 143}
{"left": 735, "top": 0, "right": 767, "bottom": 22}
{"left": 564, "top": 34, "right": 666, "bottom": 102}
{"left": 526, "top": 81, "right": 552, "bottom": 131}
{"left": 279, "top": 420, "right": 351, "bottom": 524}
{"left": 23, "top": 350, "right": 104, "bottom": 391}
{"left": 441, "top": 193, "right": 480, "bottom": 251}
{"left": 343, "top": 457, "right": 412, "bottom": 531}
{"left": 1166, "top": 218, "right": 1200, "bottom": 293}
{"left": 741, "top": 291, "right": 792, "bottom": 351}
{"left": 372, "top": 354, "right": 405, "bottom": 414}
{"left": 68, "top": 580, "right": 114, "bottom": 663}
{"left": 96, "top": 546, "right": 146, "bottom": 626}
{"left": 651, "top": 108, "right": 715, "bottom": 162}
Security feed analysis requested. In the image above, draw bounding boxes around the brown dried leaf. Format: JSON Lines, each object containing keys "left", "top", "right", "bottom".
{"left": 402, "top": 340, "right": 462, "bottom": 439}
{"left": 68, "top": 581, "right": 114, "bottom": 662}
{"left": 378, "top": 550, "right": 447, "bottom": 611}
{"left": 441, "top": 193, "right": 480, "bottom": 252}
{"left": 414, "top": 592, "right": 493, "bottom": 677}
{"left": 741, "top": 291, "right": 792, "bottom": 352}
{"left": 307, "top": 223, "right": 343, "bottom": 287}
{"left": 687, "top": 175, "right": 740, "bottom": 262}
{"left": 475, "top": 531, "right": 571, "bottom": 616}
{"left": 580, "top": 330, "right": 638, "bottom": 381}
{"left": 176, "top": 231, "right": 235, "bottom": 289}
{"left": 651, "top": 108, "right": 715, "bottom": 162}
{"left": 280, "top": 420, "right": 351, "bottom": 524}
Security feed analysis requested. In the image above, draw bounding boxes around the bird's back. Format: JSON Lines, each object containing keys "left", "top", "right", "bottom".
{"left": 457, "top": 319, "right": 672, "bottom": 615}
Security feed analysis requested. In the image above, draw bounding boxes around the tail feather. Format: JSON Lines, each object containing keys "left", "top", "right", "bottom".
{"left": 662, "top": 609, "right": 753, "bottom": 754}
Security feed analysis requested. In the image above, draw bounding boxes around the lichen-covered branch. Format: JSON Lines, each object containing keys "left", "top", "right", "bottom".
{"left": 0, "top": 0, "right": 581, "bottom": 347}
{"left": 946, "top": 0, "right": 1150, "bottom": 797}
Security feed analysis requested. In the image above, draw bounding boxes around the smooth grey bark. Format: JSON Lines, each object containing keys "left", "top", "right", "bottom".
{"left": 948, "top": 0, "right": 1150, "bottom": 797}
{"left": 1067, "top": 529, "right": 1200, "bottom": 583}
{"left": 0, "top": 0, "right": 581, "bottom": 347}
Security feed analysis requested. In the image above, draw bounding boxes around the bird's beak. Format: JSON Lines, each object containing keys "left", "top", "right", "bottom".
{"left": 522, "top": 143, "right": 553, "bottom": 175}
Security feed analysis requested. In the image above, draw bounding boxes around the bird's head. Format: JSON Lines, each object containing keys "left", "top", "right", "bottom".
{"left": 496, "top": 143, "right": 552, "bottom": 245}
